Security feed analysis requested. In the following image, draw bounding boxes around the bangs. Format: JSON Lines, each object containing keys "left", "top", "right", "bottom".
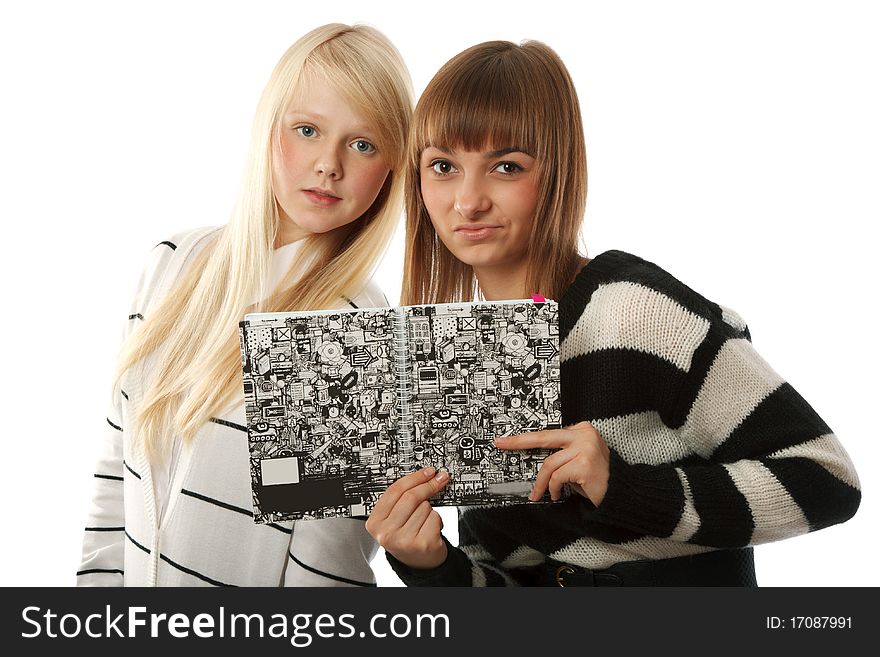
{"left": 295, "top": 36, "right": 410, "bottom": 168}
{"left": 299, "top": 65, "right": 394, "bottom": 154}
{"left": 411, "top": 46, "right": 548, "bottom": 159}
{"left": 403, "top": 39, "right": 587, "bottom": 306}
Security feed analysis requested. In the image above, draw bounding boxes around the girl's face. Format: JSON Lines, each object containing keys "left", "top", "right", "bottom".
{"left": 420, "top": 146, "right": 539, "bottom": 283}
{"left": 272, "top": 78, "right": 390, "bottom": 246}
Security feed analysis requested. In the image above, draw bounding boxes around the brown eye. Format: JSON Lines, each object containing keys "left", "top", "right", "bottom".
{"left": 430, "top": 160, "right": 456, "bottom": 175}
{"left": 495, "top": 162, "right": 524, "bottom": 174}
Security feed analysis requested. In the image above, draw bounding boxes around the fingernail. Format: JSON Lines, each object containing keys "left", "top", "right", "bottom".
{"left": 435, "top": 469, "right": 449, "bottom": 482}
{"left": 422, "top": 466, "right": 436, "bottom": 477}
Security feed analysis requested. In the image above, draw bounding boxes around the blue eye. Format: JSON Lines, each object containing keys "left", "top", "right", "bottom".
{"left": 430, "top": 160, "right": 456, "bottom": 175}
{"left": 350, "top": 139, "right": 376, "bottom": 154}
{"left": 295, "top": 126, "right": 317, "bottom": 138}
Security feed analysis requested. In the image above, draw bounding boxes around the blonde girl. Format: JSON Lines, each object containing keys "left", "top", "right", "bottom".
{"left": 78, "top": 23, "right": 412, "bottom": 587}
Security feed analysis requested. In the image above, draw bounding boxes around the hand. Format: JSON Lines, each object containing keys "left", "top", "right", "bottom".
{"left": 494, "top": 421, "right": 610, "bottom": 506}
{"left": 365, "top": 466, "right": 451, "bottom": 570}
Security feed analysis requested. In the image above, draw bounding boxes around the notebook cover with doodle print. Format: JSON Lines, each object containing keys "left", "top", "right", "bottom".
{"left": 239, "top": 299, "right": 561, "bottom": 522}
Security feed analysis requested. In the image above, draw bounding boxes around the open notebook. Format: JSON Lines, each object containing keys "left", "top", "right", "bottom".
{"left": 238, "top": 297, "right": 560, "bottom": 522}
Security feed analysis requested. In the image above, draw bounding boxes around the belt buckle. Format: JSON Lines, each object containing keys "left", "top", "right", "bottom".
{"left": 555, "top": 565, "right": 576, "bottom": 587}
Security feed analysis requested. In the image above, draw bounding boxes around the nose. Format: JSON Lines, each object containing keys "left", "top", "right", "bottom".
{"left": 453, "top": 175, "right": 490, "bottom": 218}
{"left": 314, "top": 145, "right": 343, "bottom": 180}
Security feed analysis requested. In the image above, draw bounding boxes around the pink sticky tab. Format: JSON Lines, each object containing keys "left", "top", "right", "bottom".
{"left": 531, "top": 294, "right": 545, "bottom": 303}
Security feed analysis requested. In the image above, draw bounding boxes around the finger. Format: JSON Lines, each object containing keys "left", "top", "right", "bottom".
{"left": 494, "top": 428, "right": 573, "bottom": 451}
{"left": 395, "top": 510, "right": 445, "bottom": 564}
{"left": 415, "top": 509, "right": 445, "bottom": 548}
{"left": 371, "top": 466, "right": 437, "bottom": 520}
{"left": 388, "top": 510, "right": 446, "bottom": 570}
{"left": 529, "top": 449, "right": 576, "bottom": 501}
{"left": 548, "top": 461, "right": 583, "bottom": 501}
{"left": 399, "top": 500, "right": 434, "bottom": 539}
{"left": 569, "top": 482, "right": 587, "bottom": 498}
{"left": 385, "top": 469, "right": 450, "bottom": 528}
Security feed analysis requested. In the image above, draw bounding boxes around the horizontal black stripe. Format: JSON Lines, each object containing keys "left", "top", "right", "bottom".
{"left": 180, "top": 489, "right": 291, "bottom": 535}
{"left": 483, "top": 565, "right": 508, "bottom": 586}
{"left": 125, "top": 529, "right": 236, "bottom": 587}
{"left": 77, "top": 568, "right": 124, "bottom": 576}
{"left": 288, "top": 552, "right": 375, "bottom": 587}
{"left": 209, "top": 417, "right": 247, "bottom": 433}
{"left": 106, "top": 418, "right": 122, "bottom": 432}
{"left": 460, "top": 498, "right": 646, "bottom": 561}
{"left": 125, "top": 531, "right": 150, "bottom": 554}
{"left": 124, "top": 461, "right": 141, "bottom": 479}
{"left": 159, "top": 554, "right": 235, "bottom": 587}
{"left": 590, "top": 452, "right": 686, "bottom": 539}
{"left": 85, "top": 526, "right": 125, "bottom": 532}
{"left": 94, "top": 473, "right": 123, "bottom": 482}
{"left": 560, "top": 251, "right": 720, "bottom": 341}
{"left": 129, "top": 313, "right": 144, "bottom": 321}
{"left": 157, "top": 240, "right": 178, "bottom": 250}
{"left": 685, "top": 465, "right": 754, "bottom": 547}
{"left": 668, "top": 319, "right": 759, "bottom": 430}
{"left": 561, "top": 350, "right": 684, "bottom": 427}
{"left": 181, "top": 488, "right": 251, "bottom": 518}
{"left": 764, "top": 457, "right": 861, "bottom": 531}
{"left": 713, "top": 383, "right": 833, "bottom": 462}
{"left": 667, "top": 326, "right": 727, "bottom": 427}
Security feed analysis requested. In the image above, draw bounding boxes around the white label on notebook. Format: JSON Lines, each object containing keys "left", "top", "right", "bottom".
{"left": 486, "top": 481, "right": 533, "bottom": 496}
{"left": 260, "top": 457, "right": 301, "bottom": 486}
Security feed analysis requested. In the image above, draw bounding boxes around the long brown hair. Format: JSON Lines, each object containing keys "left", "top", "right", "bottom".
{"left": 401, "top": 40, "right": 586, "bottom": 305}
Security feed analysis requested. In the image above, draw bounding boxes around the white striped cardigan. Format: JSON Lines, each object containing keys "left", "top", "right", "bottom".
{"left": 78, "top": 227, "right": 387, "bottom": 586}
{"left": 388, "top": 250, "right": 861, "bottom": 585}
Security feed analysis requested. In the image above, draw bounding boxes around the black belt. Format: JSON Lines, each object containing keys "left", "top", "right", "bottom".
{"left": 529, "top": 548, "right": 757, "bottom": 587}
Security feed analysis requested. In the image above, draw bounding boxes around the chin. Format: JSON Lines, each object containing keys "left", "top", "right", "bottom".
{"left": 454, "top": 250, "right": 504, "bottom": 269}
{"left": 462, "top": 258, "right": 505, "bottom": 271}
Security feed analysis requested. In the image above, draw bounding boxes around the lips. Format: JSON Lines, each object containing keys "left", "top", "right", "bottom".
{"left": 454, "top": 225, "right": 501, "bottom": 241}
{"left": 303, "top": 188, "right": 342, "bottom": 208}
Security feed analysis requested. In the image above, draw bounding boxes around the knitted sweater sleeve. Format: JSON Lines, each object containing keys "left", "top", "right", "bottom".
{"left": 584, "top": 298, "right": 861, "bottom": 548}
{"left": 386, "top": 535, "right": 507, "bottom": 587}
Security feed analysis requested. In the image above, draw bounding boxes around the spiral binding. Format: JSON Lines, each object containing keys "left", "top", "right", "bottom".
{"left": 392, "top": 307, "right": 414, "bottom": 468}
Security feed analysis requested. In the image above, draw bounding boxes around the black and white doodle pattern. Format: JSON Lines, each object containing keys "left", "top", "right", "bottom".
{"left": 239, "top": 301, "right": 560, "bottom": 522}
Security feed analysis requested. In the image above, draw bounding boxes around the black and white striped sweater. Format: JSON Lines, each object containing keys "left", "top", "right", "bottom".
{"left": 389, "top": 250, "right": 861, "bottom": 586}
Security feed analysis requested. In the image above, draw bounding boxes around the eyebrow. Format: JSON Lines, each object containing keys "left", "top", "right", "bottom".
{"left": 487, "top": 147, "right": 532, "bottom": 158}
{"left": 284, "top": 110, "right": 374, "bottom": 135}
{"left": 428, "top": 145, "right": 533, "bottom": 158}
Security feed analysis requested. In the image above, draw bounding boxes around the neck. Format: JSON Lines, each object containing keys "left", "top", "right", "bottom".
{"left": 273, "top": 225, "right": 308, "bottom": 249}
{"left": 474, "top": 253, "right": 590, "bottom": 301}
{"left": 473, "top": 262, "right": 529, "bottom": 301}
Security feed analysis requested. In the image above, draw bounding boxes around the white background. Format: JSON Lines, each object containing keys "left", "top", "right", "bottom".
{"left": 1, "top": 0, "right": 877, "bottom": 587}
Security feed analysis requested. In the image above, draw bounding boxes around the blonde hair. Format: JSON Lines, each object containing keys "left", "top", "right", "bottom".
{"left": 118, "top": 24, "right": 413, "bottom": 460}
{"left": 401, "top": 40, "right": 586, "bottom": 305}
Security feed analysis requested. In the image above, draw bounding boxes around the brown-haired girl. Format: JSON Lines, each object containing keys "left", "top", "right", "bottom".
{"left": 366, "top": 40, "right": 860, "bottom": 586}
